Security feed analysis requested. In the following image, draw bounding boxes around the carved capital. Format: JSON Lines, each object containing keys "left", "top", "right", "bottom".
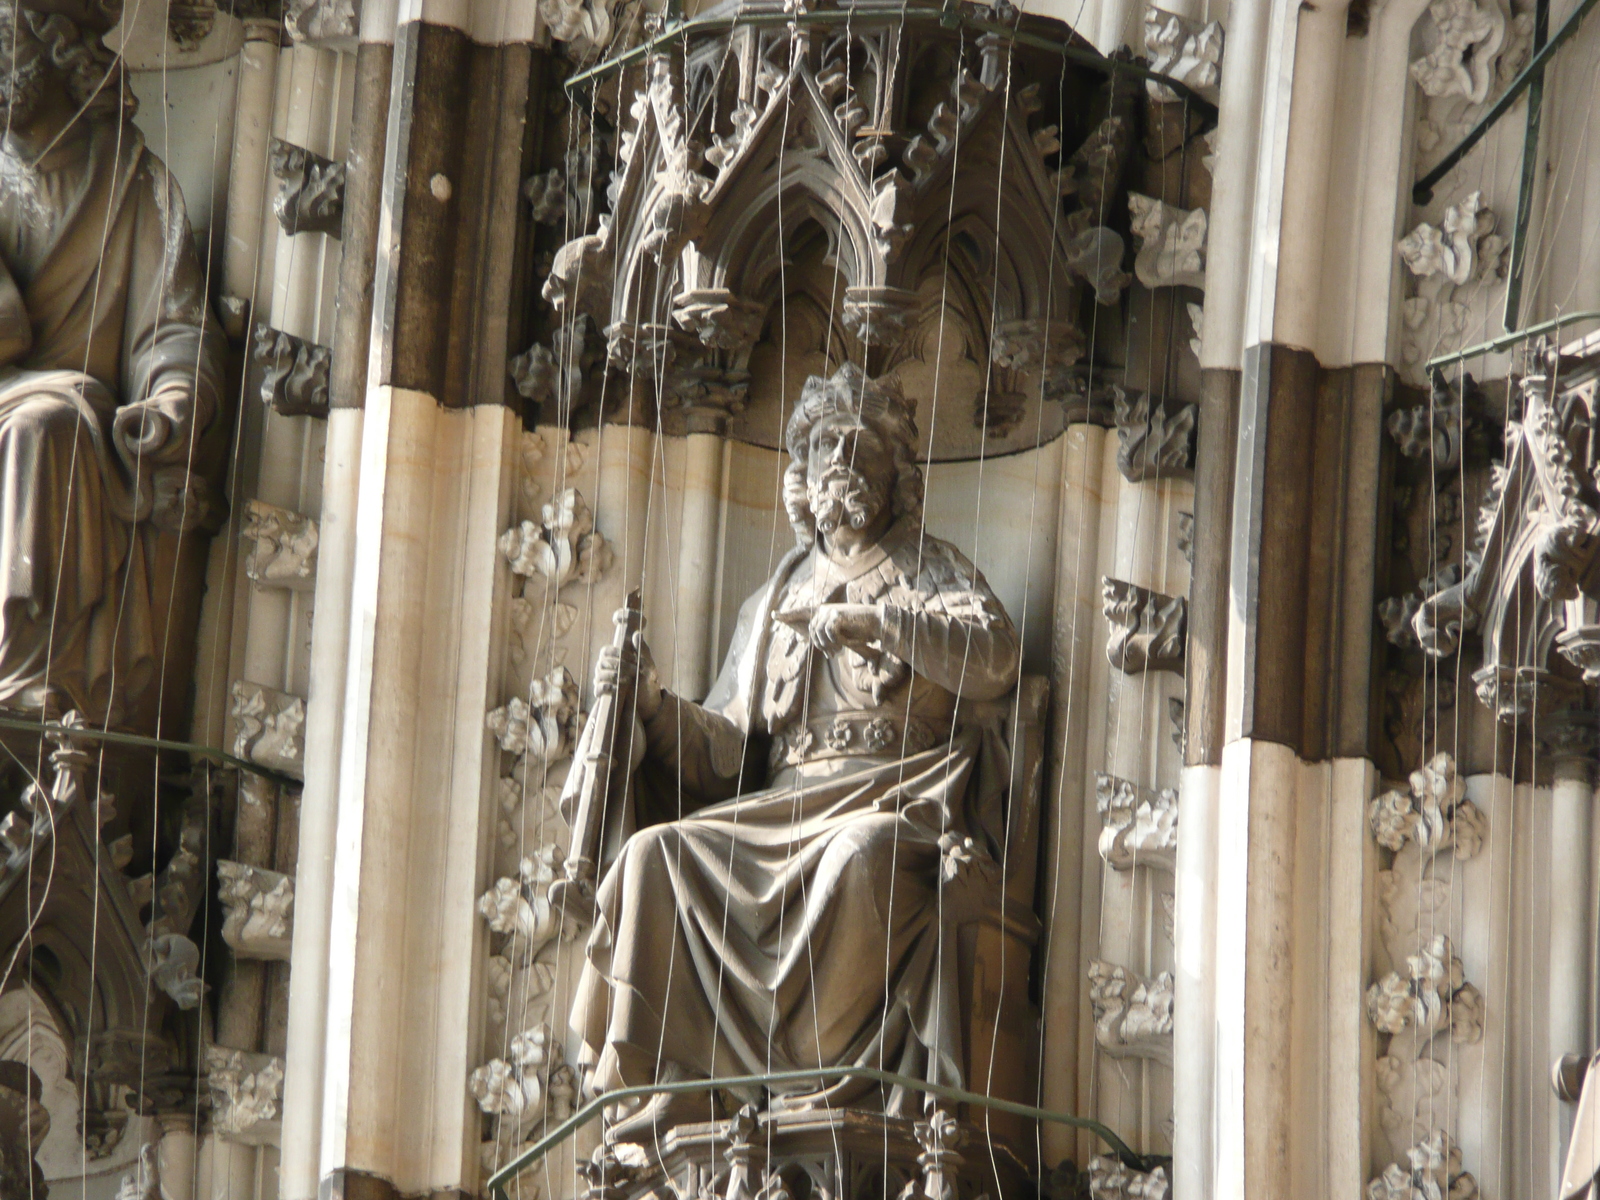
{"left": 1102, "top": 577, "right": 1187, "bottom": 674}
{"left": 1096, "top": 773, "right": 1178, "bottom": 872}
{"left": 230, "top": 681, "right": 306, "bottom": 780}
{"left": 204, "top": 1047, "right": 284, "bottom": 1146}
{"left": 1536, "top": 709, "right": 1599, "bottom": 781}
{"left": 217, "top": 861, "right": 295, "bottom": 961}
{"left": 252, "top": 325, "right": 331, "bottom": 418}
{"left": 1088, "top": 959, "right": 1174, "bottom": 1064}
{"left": 269, "top": 138, "right": 346, "bottom": 237}
{"left": 243, "top": 500, "right": 318, "bottom": 590}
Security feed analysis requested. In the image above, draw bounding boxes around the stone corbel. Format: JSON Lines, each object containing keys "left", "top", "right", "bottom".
{"left": 204, "top": 1047, "right": 285, "bottom": 1146}
{"left": 252, "top": 325, "right": 331, "bottom": 418}
{"left": 1096, "top": 773, "right": 1178, "bottom": 872}
{"left": 1128, "top": 195, "right": 1207, "bottom": 291}
{"left": 1088, "top": 959, "right": 1174, "bottom": 1064}
{"left": 217, "top": 861, "right": 294, "bottom": 961}
{"left": 284, "top": 0, "right": 358, "bottom": 43}
{"left": 1102, "top": 578, "right": 1187, "bottom": 674}
{"left": 1087, "top": 1156, "right": 1170, "bottom": 1200}
{"left": 1142, "top": 7, "right": 1224, "bottom": 104}
{"left": 269, "top": 138, "right": 346, "bottom": 237}
{"left": 230, "top": 681, "right": 306, "bottom": 780}
{"left": 1114, "top": 388, "right": 1196, "bottom": 482}
{"left": 242, "top": 500, "right": 318, "bottom": 590}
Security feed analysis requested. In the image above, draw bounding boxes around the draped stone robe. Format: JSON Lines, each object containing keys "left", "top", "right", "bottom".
{"left": 0, "top": 120, "right": 224, "bottom": 719}
{"left": 573, "top": 517, "right": 1021, "bottom": 1111}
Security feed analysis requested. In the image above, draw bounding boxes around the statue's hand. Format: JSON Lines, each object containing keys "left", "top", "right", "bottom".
{"left": 594, "top": 631, "right": 664, "bottom": 722}
{"left": 808, "top": 603, "right": 886, "bottom": 658}
{"left": 113, "top": 393, "right": 191, "bottom": 467}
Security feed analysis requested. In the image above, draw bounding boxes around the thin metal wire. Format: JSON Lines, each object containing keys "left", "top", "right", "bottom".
{"left": 0, "top": 713, "right": 304, "bottom": 788}
{"left": 486, "top": 1065, "right": 1160, "bottom": 1200}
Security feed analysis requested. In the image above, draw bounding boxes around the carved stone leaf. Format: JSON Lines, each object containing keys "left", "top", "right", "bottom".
{"left": 269, "top": 138, "right": 346, "bottom": 237}
{"left": 1088, "top": 959, "right": 1174, "bottom": 1064}
{"left": 204, "top": 1047, "right": 285, "bottom": 1146}
{"left": 243, "top": 499, "right": 319, "bottom": 590}
{"left": 230, "top": 681, "right": 307, "bottom": 779}
{"left": 1128, "top": 194, "right": 1207, "bottom": 290}
{"left": 252, "top": 324, "right": 331, "bottom": 418}
{"left": 1096, "top": 773, "right": 1178, "bottom": 871}
{"left": 1102, "top": 577, "right": 1187, "bottom": 674}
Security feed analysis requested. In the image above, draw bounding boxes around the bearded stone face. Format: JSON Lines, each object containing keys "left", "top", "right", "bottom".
{"left": 0, "top": 18, "right": 51, "bottom": 132}
{"left": 805, "top": 414, "right": 894, "bottom": 537}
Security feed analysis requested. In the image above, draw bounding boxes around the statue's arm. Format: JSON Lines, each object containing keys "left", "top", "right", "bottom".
{"left": 877, "top": 559, "right": 1020, "bottom": 701}
{"left": 639, "top": 696, "right": 748, "bottom": 805}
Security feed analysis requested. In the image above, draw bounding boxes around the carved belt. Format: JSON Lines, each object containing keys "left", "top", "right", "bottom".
{"left": 770, "top": 711, "right": 941, "bottom": 769}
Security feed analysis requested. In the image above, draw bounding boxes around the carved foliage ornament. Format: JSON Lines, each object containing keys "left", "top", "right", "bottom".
{"left": 231, "top": 680, "right": 306, "bottom": 779}
{"left": 217, "top": 860, "right": 295, "bottom": 961}
{"left": 1087, "top": 1156, "right": 1170, "bottom": 1200}
{"left": 1128, "top": 194, "right": 1207, "bottom": 291}
{"left": 1096, "top": 773, "right": 1178, "bottom": 872}
{"left": 1114, "top": 387, "right": 1196, "bottom": 482}
{"left": 499, "top": 488, "right": 613, "bottom": 594}
{"left": 1142, "top": 7, "right": 1224, "bottom": 103}
{"left": 269, "top": 138, "right": 346, "bottom": 237}
{"left": 1088, "top": 960, "right": 1174, "bottom": 1064}
{"left": 204, "top": 1046, "right": 285, "bottom": 1145}
{"left": 1410, "top": 0, "right": 1507, "bottom": 105}
{"left": 253, "top": 324, "right": 331, "bottom": 418}
{"left": 1102, "top": 577, "right": 1187, "bottom": 674}
{"left": 243, "top": 499, "right": 318, "bottom": 590}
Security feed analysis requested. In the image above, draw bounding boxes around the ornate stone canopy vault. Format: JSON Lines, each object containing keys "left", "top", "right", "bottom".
{"left": 543, "top": 7, "right": 1136, "bottom": 454}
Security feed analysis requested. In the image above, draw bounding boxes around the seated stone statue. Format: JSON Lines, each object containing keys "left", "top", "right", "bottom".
{"left": 571, "top": 363, "right": 1021, "bottom": 1143}
{"left": 0, "top": 0, "right": 225, "bottom": 721}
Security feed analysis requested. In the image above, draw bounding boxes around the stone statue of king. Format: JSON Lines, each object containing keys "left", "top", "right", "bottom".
{"left": 571, "top": 363, "right": 1022, "bottom": 1143}
{"left": 0, "top": 0, "right": 225, "bottom": 721}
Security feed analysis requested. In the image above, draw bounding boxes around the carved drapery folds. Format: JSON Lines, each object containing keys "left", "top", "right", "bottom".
{"left": 217, "top": 861, "right": 295, "bottom": 961}
{"left": 204, "top": 1047, "right": 285, "bottom": 1145}
{"left": 231, "top": 681, "right": 307, "bottom": 779}
{"left": 1102, "top": 578, "right": 1187, "bottom": 674}
{"left": 1088, "top": 960, "right": 1174, "bottom": 1064}
{"left": 242, "top": 500, "right": 319, "bottom": 590}
{"left": 1366, "top": 753, "right": 1485, "bottom": 1191}
{"left": 253, "top": 325, "right": 332, "bottom": 418}
{"left": 1096, "top": 773, "right": 1178, "bottom": 872}
{"left": 1414, "top": 344, "right": 1600, "bottom": 723}
{"left": 269, "top": 137, "right": 346, "bottom": 237}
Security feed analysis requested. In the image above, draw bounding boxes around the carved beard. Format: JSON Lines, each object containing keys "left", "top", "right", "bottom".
{"left": 807, "top": 465, "right": 889, "bottom": 537}
{"left": 0, "top": 53, "right": 49, "bottom": 132}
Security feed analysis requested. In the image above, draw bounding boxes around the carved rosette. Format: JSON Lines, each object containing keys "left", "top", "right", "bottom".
{"left": 1088, "top": 960, "right": 1174, "bottom": 1064}
{"left": 1102, "top": 578, "right": 1187, "bottom": 674}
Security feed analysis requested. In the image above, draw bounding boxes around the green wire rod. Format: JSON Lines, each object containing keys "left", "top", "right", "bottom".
{"left": 0, "top": 714, "right": 302, "bottom": 790}
{"left": 1412, "top": 0, "right": 1600, "bottom": 206}
{"left": 486, "top": 1065, "right": 1159, "bottom": 1200}
{"left": 1424, "top": 308, "right": 1600, "bottom": 374}
{"left": 562, "top": 6, "right": 1220, "bottom": 128}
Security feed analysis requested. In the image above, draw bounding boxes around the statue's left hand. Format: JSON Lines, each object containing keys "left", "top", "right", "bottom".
{"left": 808, "top": 603, "right": 885, "bottom": 658}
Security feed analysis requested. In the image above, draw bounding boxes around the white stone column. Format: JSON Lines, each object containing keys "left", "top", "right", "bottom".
{"left": 158, "top": 1116, "right": 199, "bottom": 1200}
{"left": 1041, "top": 424, "right": 1107, "bottom": 1166}
{"left": 1547, "top": 717, "right": 1597, "bottom": 1182}
{"left": 222, "top": 18, "right": 283, "bottom": 324}
{"left": 202, "top": 1135, "right": 259, "bottom": 1200}
{"left": 672, "top": 428, "right": 726, "bottom": 699}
